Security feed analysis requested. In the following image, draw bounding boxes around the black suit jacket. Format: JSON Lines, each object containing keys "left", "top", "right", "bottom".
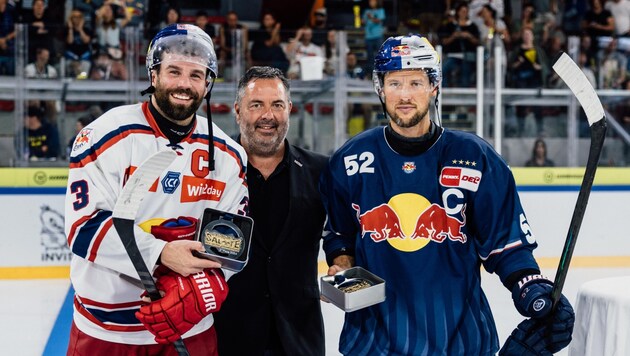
{"left": 215, "top": 143, "right": 328, "bottom": 356}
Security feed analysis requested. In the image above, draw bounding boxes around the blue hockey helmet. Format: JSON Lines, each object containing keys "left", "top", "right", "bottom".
{"left": 146, "top": 24, "right": 218, "bottom": 80}
{"left": 373, "top": 34, "right": 441, "bottom": 96}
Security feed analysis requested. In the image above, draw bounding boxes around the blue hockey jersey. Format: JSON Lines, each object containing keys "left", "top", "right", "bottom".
{"left": 320, "top": 126, "right": 541, "bottom": 355}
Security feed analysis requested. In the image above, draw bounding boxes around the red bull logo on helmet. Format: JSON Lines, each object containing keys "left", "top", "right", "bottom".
{"left": 391, "top": 45, "right": 411, "bottom": 57}
{"left": 440, "top": 167, "right": 482, "bottom": 192}
{"left": 353, "top": 193, "right": 467, "bottom": 252}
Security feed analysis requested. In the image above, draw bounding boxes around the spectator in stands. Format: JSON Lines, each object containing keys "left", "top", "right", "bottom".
{"left": 605, "top": 0, "right": 630, "bottom": 37}
{"left": 195, "top": 10, "right": 217, "bottom": 41}
{"left": 66, "top": 115, "right": 92, "bottom": 158}
{"left": 89, "top": 48, "right": 127, "bottom": 80}
{"left": 578, "top": 51, "right": 597, "bottom": 88}
{"left": 311, "top": 7, "right": 330, "bottom": 46}
{"left": 597, "top": 37, "right": 627, "bottom": 89}
{"left": 439, "top": 1, "right": 480, "bottom": 88}
{"left": 250, "top": 11, "right": 289, "bottom": 73}
{"left": 94, "top": 2, "right": 131, "bottom": 59}
{"left": 582, "top": 0, "right": 614, "bottom": 56}
{"left": 24, "top": 105, "right": 59, "bottom": 160}
{"left": 478, "top": 4, "right": 510, "bottom": 86}
{"left": 159, "top": 6, "right": 179, "bottom": 30}
{"left": 324, "top": 29, "right": 349, "bottom": 77}
{"left": 219, "top": 10, "right": 247, "bottom": 79}
{"left": 362, "top": 0, "right": 386, "bottom": 76}
{"left": 286, "top": 26, "right": 325, "bottom": 79}
{"left": 511, "top": 2, "right": 554, "bottom": 47}
{"left": 25, "top": 47, "right": 58, "bottom": 78}
{"left": 22, "top": 0, "right": 55, "bottom": 63}
{"left": 93, "top": 2, "right": 131, "bottom": 80}
{"left": 560, "top": 0, "right": 587, "bottom": 35}
{"left": 25, "top": 48, "right": 59, "bottom": 124}
{"left": 415, "top": 0, "right": 450, "bottom": 41}
{"left": 478, "top": 4, "right": 511, "bottom": 49}
{"left": 525, "top": 138, "right": 555, "bottom": 166}
{"left": 346, "top": 52, "right": 366, "bottom": 80}
{"left": 0, "top": 0, "right": 16, "bottom": 75}
{"left": 509, "top": 28, "right": 546, "bottom": 136}
{"left": 64, "top": 9, "right": 92, "bottom": 78}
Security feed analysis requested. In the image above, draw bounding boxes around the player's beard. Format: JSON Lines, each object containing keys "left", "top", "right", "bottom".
{"left": 153, "top": 87, "right": 203, "bottom": 123}
{"left": 241, "top": 118, "right": 289, "bottom": 157}
{"left": 388, "top": 103, "right": 429, "bottom": 128}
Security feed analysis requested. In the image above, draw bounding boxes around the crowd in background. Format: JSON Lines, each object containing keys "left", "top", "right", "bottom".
{"left": 0, "top": 0, "right": 629, "bottom": 162}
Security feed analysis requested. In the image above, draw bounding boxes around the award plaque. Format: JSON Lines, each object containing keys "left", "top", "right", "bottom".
{"left": 194, "top": 207, "right": 254, "bottom": 271}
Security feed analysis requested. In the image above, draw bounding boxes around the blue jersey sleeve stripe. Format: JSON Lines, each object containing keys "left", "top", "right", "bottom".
{"left": 70, "top": 124, "right": 154, "bottom": 167}
{"left": 86, "top": 306, "right": 142, "bottom": 325}
{"left": 71, "top": 210, "right": 113, "bottom": 258}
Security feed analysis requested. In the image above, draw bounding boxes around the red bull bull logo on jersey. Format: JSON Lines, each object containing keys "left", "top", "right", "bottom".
{"left": 72, "top": 128, "right": 93, "bottom": 152}
{"left": 353, "top": 198, "right": 467, "bottom": 250}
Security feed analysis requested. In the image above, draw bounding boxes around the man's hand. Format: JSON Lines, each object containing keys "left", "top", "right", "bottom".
{"left": 500, "top": 274, "right": 575, "bottom": 355}
{"left": 327, "top": 255, "right": 354, "bottom": 276}
{"left": 160, "top": 240, "right": 221, "bottom": 276}
{"left": 136, "top": 269, "right": 228, "bottom": 344}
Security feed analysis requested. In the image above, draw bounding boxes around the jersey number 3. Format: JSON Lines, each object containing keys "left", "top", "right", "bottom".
{"left": 70, "top": 180, "right": 89, "bottom": 210}
{"left": 344, "top": 152, "right": 375, "bottom": 176}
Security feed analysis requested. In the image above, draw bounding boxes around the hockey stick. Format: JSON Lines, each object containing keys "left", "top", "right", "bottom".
{"left": 111, "top": 150, "right": 190, "bottom": 356}
{"left": 549, "top": 52, "right": 607, "bottom": 310}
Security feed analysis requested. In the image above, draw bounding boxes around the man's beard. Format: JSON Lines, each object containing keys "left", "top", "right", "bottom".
{"left": 153, "top": 87, "right": 203, "bottom": 122}
{"left": 242, "top": 119, "right": 288, "bottom": 157}
{"left": 388, "top": 105, "right": 429, "bottom": 128}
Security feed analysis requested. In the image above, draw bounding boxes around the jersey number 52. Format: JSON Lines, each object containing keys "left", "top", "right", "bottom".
{"left": 344, "top": 152, "right": 375, "bottom": 176}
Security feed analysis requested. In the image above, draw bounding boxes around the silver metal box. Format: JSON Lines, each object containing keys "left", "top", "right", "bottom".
{"left": 320, "top": 267, "right": 386, "bottom": 312}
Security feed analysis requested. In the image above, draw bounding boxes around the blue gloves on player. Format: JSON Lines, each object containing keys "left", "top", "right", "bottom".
{"left": 499, "top": 274, "right": 575, "bottom": 355}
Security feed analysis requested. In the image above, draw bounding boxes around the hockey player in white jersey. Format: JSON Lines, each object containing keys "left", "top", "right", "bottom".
{"left": 65, "top": 24, "right": 248, "bottom": 355}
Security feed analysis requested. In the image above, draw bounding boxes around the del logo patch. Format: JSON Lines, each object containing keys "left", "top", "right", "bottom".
{"left": 440, "top": 167, "right": 482, "bottom": 192}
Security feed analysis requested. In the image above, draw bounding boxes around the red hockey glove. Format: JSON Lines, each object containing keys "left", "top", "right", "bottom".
{"left": 135, "top": 269, "right": 228, "bottom": 344}
{"left": 150, "top": 216, "right": 198, "bottom": 242}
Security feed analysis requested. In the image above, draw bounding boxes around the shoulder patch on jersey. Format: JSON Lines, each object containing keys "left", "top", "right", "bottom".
{"left": 72, "top": 128, "right": 93, "bottom": 152}
{"left": 440, "top": 166, "right": 482, "bottom": 192}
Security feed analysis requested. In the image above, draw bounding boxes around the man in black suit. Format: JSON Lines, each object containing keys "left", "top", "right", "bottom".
{"left": 214, "top": 66, "right": 327, "bottom": 356}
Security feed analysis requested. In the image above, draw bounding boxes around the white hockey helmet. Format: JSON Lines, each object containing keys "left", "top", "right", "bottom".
{"left": 146, "top": 24, "right": 218, "bottom": 80}
{"left": 372, "top": 34, "right": 441, "bottom": 96}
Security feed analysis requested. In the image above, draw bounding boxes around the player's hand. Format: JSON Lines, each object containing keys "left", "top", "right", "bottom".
{"left": 160, "top": 240, "right": 221, "bottom": 276}
{"left": 321, "top": 255, "right": 355, "bottom": 302}
{"left": 136, "top": 269, "right": 228, "bottom": 344}
{"left": 500, "top": 274, "right": 575, "bottom": 355}
{"left": 327, "top": 255, "right": 354, "bottom": 276}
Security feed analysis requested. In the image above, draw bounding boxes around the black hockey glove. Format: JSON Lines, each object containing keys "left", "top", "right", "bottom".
{"left": 499, "top": 275, "right": 575, "bottom": 355}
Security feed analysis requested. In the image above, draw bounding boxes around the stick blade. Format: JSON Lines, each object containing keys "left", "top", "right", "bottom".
{"left": 112, "top": 150, "right": 177, "bottom": 220}
{"left": 552, "top": 52, "right": 605, "bottom": 126}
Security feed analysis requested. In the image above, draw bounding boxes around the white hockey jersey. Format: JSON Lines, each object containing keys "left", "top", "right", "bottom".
{"left": 65, "top": 102, "right": 248, "bottom": 344}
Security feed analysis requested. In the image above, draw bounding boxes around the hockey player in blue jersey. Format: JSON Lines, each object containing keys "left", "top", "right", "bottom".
{"left": 319, "top": 34, "right": 575, "bottom": 355}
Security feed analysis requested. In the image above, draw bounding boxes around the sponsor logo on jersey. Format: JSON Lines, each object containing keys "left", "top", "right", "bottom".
{"left": 161, "top": 171, "right": 181, "bottom": 194}
{"left": 439, "top": 167, "right": 482, "bottom": 192}
{"left": 353, "top": 194, "right": 467, "bottom": 253}
{"left": 72, "top": 128, "right": 92, "bottom": 152}
{"left": 181, "top": 176, "right": 225, "bottom": 202}
{"left": 402, "top": 162, "right": 416, "bottom": 174}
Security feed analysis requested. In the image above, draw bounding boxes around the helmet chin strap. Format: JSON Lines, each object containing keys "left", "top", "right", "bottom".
{"left": 205, "top": 77, "right": 216, "bottom": 171}
{"left": 434, "top": 87, "right": 441, "bottom": 127}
